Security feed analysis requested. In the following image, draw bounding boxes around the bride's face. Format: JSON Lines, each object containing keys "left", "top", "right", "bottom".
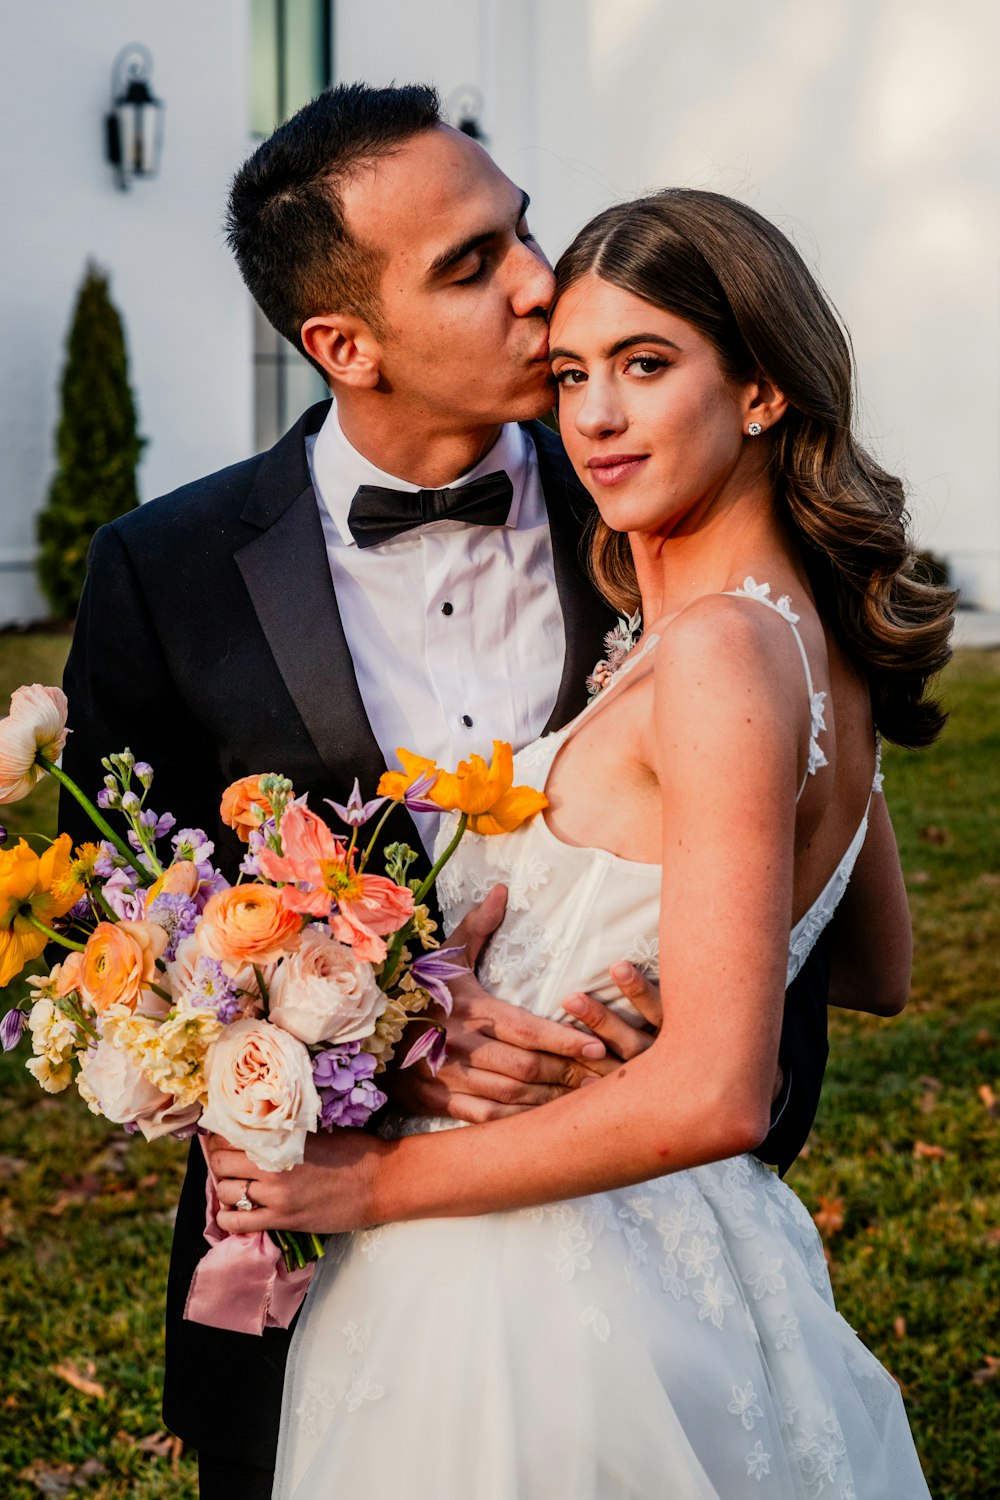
{"left": 549, "top": 274, "right": 756, "bottom": 536}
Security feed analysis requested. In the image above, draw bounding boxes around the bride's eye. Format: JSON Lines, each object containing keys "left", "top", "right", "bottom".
{"left": 624, "top": 354, "right": 668, "bottom": 376}
{"left": 553, "top": 368, "right": 586, "bottom": 387}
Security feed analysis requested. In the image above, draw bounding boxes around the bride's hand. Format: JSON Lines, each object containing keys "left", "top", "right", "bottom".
{"left": 210, "top": 1130, "right": 385, "bottom": 1237}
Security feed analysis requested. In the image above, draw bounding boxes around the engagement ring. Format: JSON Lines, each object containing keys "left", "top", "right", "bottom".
{"left": 235, "top": 1181, "right": 254, "bottom": 1212}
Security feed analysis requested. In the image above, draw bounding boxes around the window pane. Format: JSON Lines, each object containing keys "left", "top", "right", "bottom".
{"left": 282, "top": 0, "right": 330, "bottom": 117}
{"left": 249, "top": 0, "right": 279, "bottom": 137}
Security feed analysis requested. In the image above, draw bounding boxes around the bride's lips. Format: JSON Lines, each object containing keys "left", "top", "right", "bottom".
{"left": 585, "top": 454, "right": 649, "bottom": 486}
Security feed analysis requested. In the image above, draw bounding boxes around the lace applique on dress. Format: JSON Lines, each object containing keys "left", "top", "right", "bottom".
{"left": 728, "top": 578, "right": 829, "bottom": 796}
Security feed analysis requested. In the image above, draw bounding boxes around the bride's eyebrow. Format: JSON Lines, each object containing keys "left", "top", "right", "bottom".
{"left": 549, "top": 333, "right": 681, "bottom": 361}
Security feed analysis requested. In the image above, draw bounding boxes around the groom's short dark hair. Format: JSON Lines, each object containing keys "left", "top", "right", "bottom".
{"left": 226, "top": 82, "right": 441, "bottom": 357}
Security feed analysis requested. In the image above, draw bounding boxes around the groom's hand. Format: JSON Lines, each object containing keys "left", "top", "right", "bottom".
{"left": 386, "top": 886, "right": 617, "bottom": 1123}
{"left": 387, "top": 893, "right": 670, "bottom": 1124}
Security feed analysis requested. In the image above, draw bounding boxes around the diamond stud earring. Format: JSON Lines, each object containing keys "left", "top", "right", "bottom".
{"left": 747, "top": 421, "right": 763, "bottom": 437}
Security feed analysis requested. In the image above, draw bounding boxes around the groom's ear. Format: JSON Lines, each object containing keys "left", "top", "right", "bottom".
{"left": 301, "top": 314, "right": 382, "bottom": 391}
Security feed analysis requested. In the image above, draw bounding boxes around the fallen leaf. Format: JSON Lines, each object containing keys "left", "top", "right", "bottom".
{"left": 893, "top": 1315, "right": 907, "bottom": 1340}
{"left": 86, "top": 1139, "right": 130, "bottom": 1175}
{"left": 982, "top": 1227, "right": 1000, "bottom": 1248}
{"left": 17, "top": 1460, "right": 104, "bottom": 1497}
{"left": 977, "top": 872, "right": 1000, "bottom": 886}
{"left": 135, "top": 1431, "right": 184, "bottom": 1465}
{"left": 978, "top": 1084, "right": 998, "bottom": 1118}
{"left": 971, "top": 1355, "right": 1000, "bottom": 1385}
{"left": 917, "top": 824, "right": 950, "bottom": 845}
{"left": 50, "top": 1359, "right": 106, "bottom": 1399}
{"left": 812, "top": 1196, "right": 845, "bottom": 1237}
{"left": 905, "top": 870, "right": 931, "bottom": 885}
{"left": 975, "top": 1029, "right": 993, "bottom": 1050}
{"left": 137, "top": 1172, "right": 160, "bottom": 1191}
{"left": 0, "top": 1154, "right": 27, "bottom": 1181}
{"left": 912, "top": 1140, "right": 947, "bottom": 1160}
{"left": 4, "top": 1394, "right": 18, "bottom": 1408}
{"left": 918, "top": 1076, "right": 941, "bottom": 1114}
{"left": 46, "top": 1190, "right": 88, "bottom": 1217}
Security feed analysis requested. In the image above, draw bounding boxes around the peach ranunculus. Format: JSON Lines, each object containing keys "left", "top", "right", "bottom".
{"left": 268, "top": 925, "right": 386, "bottom": 1047}
{"left": 0, "top": 684, "right": 69, "bottom": 803}
{"left": 79, "top": 919, "right": 168, "bottom": 1015}
{"left": 220, "top": 774, "right": 276, "bottom": 841}
{"left": 427, "top": 740, "right": 549, "bottom": 835}
{"left": 0, "top": 834, "right": 84, "bottom": 987}
{"left": 258, "top": 802, "right": 414, "bottom": 963}
{"left": 76, "top": 1038, "right": 201, "bottom": 1140}
{"left": 200, "top": 1017, "right": 320, "bottom": 1172}
{"left": 145, "top": 858, "right": 202, "bottom": 907}
{"left": 197, "top": 884, "right": 302, "bottom": 973}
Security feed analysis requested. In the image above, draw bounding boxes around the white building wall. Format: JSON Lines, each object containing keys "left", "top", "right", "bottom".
{"left": 335, "top": 0, "right": 1000, "bottom": 607}
{"left": 0, "top": 0, "right": 253, "bottom": 625}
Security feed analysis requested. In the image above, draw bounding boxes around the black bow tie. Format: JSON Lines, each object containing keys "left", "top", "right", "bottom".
{"left": 347, "top": 471, "right": 514, "bottom": 550}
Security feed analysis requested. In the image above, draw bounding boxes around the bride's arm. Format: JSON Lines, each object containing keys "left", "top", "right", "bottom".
{"left": 214, "top": 601, "right": 797, "bottom": 1232}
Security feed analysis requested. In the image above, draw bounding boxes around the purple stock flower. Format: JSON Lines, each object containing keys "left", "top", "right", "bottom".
{"left": 103, "top": 867, "right": 144, "bottom": 921}
{"left": 402, "top": 769, "right": 443, "bottom": 815}
{"left": 325, "top": 778, "right": 387, "bottom": 829}
{"left": 172, "top": 827, "right": 213, "bottom": 864}
{"left": 0, "top": 824, "right": 7, "bottom": 845}
{"left": 66, "top": 896, "right": 92, "bottom": 922}
{"left": 139, "top": 808, "right": 176, "bottom": 838}
{"left": 408, "top": 947, "right": 469, "bottom": 1017}
{"left": 146, "top": 891, "right": 198, "bottom": 961}
{"left": 93, "top": 842, "right": 118, "bottom": 878}
{"left": 134, "top": 761, "right": 154, "bottom": 785}
{"left": 1, "top": 1009, "right": 26, "bottom": 1052}
{"left": 400, "top": 1023, "right": 447, "bottom": 1076}
{"left": 314, "top": 1042, "right": 387, "bottom": 1129}
{"left": 186, "top": 957, "right": 242, "bottom": 1024}
{"left": 96, "top": 788, "right": 115, "bottom": 811}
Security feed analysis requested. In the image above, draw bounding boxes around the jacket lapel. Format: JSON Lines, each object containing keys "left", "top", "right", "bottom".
{"left": 524, "top": 421, "right": 620, "bottom": 732}
{"left": 235, "top": 402, "right": 389, "bottom": 808}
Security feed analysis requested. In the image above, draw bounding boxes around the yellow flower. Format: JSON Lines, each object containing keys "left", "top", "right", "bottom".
{"left": 377, "top": 748, "right": 439, "bottom": 802}
{"left": 360, "top": 995, "right": 412, "bottom": 1071}
{"left": 0, "top": 834, "right": 84, "bottom": 986}
{"left": 141, "top": 1009, "right": 223, "bottom": 1109}
{"left": 428, "top": 741, "right": 549, "bottom": 835}
{"left": 25, "top": 1054, "right": 73, "bottom": 1093}
{"left": 411, "top": 904, "right": 439, "bottom": 949}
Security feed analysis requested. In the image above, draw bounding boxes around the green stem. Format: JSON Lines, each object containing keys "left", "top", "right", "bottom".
{"left": 147, "top": 981, "right": 173, "bottom": 1005}
{"left": 413, "top": 812, "right": 468, "bottom": 906}
{"left": 357, "top": 799, "right": 400, "bottom": 874}
{"left": 254, "top": 965, "right": 270, "bottom": 1015}
{"left": 38, "top": 758, "right": 153, "bottom": 884}
{"left": 25, "top": 913, "right": 86, "bottom": 952}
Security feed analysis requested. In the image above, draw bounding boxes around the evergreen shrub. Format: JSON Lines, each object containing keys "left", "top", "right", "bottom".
{"left": 36, "top": 262, "right": 144, "bottom": 618}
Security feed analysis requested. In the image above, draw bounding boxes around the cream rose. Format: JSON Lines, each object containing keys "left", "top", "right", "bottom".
{"left": 268, "top": 925, "right": 386, "bottom": 1047}
{"left": 0, "top": 683, "right": 68, "bottom": 803}
{"left": 200, "top": 1018, "right": 319, "bottom": 1172}
{"left": 77, "top": 1040, "right": 201, "bottom": 1140}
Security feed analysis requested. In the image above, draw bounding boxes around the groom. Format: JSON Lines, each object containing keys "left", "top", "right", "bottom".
{"left": 60, "top": 84, "right": 830, "bottom": 1497}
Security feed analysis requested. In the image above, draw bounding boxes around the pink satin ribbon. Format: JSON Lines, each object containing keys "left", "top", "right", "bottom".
{"left": 184, "top": 1136, "right": 315, "bottom": 1335}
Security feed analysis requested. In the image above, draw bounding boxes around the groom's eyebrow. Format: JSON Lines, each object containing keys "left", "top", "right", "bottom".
{"left": 426, "top": 190, "right": 531, "bottom": 278}
{"left": 549, "top": 334, "right": 682, "bottom": 361}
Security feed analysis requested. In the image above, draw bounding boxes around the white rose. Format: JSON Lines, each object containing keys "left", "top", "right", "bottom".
{"left": 199, "top": 1018, "right": 319, "bottom": 1172}
{"left": 76, "top": 1039, "right": 201, "bottom": 1140}
{"left": 268, "top": 926, "right": 385, "bottom": 1047}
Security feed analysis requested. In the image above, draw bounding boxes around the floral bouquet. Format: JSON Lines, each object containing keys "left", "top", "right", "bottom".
{"left": 0, "top": 683, "right": 546, "bottom": 1331}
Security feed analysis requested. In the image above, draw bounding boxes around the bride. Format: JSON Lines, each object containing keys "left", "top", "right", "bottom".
{"left": 213, "top": 189, "right": 950, "bottom": 1497}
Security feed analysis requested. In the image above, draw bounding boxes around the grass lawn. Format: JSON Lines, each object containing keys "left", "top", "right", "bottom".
{"left": 0, "top": 633, "right": 997, "bottom": 1498}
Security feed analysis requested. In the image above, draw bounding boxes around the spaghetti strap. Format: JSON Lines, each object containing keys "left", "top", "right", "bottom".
{"left": 724, "top": 577, "right": 828, "bottom": 801}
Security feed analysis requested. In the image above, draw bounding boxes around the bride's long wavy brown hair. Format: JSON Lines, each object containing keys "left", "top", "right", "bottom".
{"left": 553, "top": 190, "right": 956, "bottom": 748}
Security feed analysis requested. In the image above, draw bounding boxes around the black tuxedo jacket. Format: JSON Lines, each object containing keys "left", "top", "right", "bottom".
{"left": 60, "top": 401, "right": 828, "bottom": 1467}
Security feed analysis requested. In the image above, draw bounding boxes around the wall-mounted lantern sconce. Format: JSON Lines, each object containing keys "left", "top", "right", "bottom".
{"left": 105, "top": 44, "right": 164, "bottom": 191}
{"left": 449, "top": 86, "right": 487, "bottom": 143}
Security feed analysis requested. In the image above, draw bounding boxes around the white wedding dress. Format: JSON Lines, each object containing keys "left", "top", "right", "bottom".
{"left": 274, "top": 584, "right": 930, "bottom": 1499}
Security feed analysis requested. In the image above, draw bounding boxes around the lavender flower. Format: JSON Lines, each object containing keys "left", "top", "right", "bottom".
{"left": 314, "top": 1042, "right": 387, "bottom": 1129}
{"left": 146, "top": 892, "right": 199, "bottom": 961}
{"left": 1, "top": 1009, "right": 26, "bottom": 1052}
{"left": 93, "top": 841, "right": 118, "bottom": 878}
{"left": 408, "top": 947, "right": 469, "bottom": 1017}
{"left": 97, "top": 787, "right": 120, "bottom": 811}
{"left": 134, "top": 761, "right": 154, "bottom": 787}
{"left": 325, "top": 778, "right": 387, "bottom": 828}
{"left": 66, "top": 896, "right": 92, "bottom": 923}
{"left": 400, "top": 1023, "right": 447, "bottom": 1076}
{"left": 121, "top": 790, "right": 141, "bottom": 815}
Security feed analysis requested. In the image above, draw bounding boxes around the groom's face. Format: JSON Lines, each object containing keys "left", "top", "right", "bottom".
{"left": 340, "top": 126, "right": 556, "bottom": 427}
